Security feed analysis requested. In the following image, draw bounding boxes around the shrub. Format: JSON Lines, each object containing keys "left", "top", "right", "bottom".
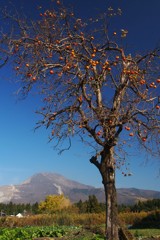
{"left": 130, "top": 211, "right": 160, "bottom": 229}
{"left": 0, "top": 212, "right": 105, "bottom": 228}
{"left": 119, "top": 211, "right": 148, "bottom": 225}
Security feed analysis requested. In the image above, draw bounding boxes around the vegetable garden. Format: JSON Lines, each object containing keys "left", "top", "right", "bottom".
{"left": 0, "top": 225, "right": 105, "bottom": 240}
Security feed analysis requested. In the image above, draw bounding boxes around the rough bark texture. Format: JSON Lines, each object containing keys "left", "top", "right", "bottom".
{"left": 104, "top": 178, "right": 119, "bottom": 240}
{"left": 99, "top": 148, "right": 119, "bottom": 240}
{"left": 96, "top": 147, "right": 135, "bottom": 240}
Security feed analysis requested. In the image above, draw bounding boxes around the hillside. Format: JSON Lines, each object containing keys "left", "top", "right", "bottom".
{"left": 0, "top": 172, "right": 159, "bottom": 205}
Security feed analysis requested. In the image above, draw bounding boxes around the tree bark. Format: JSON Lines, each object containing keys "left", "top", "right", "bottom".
{"left": 90, "top": 147, "right": 133, "bottom": 240}
{"left": 100, "top": 147, "right": 119, "bottom": 240}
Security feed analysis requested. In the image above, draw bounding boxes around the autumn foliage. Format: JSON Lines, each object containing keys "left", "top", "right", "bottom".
{"left": 38, "top": 194, "right": 71, "bottom": 214}
{"left": 2, "top": 3, "right": 159, "bottom": 160}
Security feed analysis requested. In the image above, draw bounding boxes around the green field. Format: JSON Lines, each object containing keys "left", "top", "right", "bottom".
{"left": 0, "top": 225, "right": 160, "bottom": 240}
{"left": 0, "top": 209, "right": 159, "bottom": 239}
{"left": 0, "top": 226, "right": 105, "bottom": 240}
{"left": 130, "top": 228, "right": 160, "bottom": 239}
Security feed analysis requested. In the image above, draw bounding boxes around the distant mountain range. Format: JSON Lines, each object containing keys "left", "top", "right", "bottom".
{"left": 0, "top": 172, "right": 159, "bottom": 205}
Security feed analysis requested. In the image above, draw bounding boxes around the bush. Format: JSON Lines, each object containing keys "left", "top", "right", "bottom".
{"left": 56, "top": 213, "right": 74, "bottom": 226}
{"left": 119, "top": 211, "right": 148, "bottom": 225}
{"left": 130, "top": 211, "right": 160, "bottom": 229}
{"left": 0, "top": 212, "right": 105, "bottom": 228}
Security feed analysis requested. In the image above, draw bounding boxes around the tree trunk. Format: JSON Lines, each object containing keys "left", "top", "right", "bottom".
{"left": 90, "top": 147, "right": 133, "bottom": 240}
{"left": 100, "top": 147, "right": 119, "bottom": 240}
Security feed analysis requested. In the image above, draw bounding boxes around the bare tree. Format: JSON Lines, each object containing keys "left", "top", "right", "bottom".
{"left": 1, "top": 3, "right": 160, "bottom": 239}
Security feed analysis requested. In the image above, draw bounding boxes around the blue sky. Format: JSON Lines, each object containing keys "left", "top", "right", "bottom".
{"left": 0, "top": 0, "right": 160, "bottom": 191}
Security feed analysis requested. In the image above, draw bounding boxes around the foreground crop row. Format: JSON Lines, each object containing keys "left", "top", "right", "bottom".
{"left": 0, "top": 226, "right": 105, "bottom": 240}
{"left": 0, "top": 225, "right": 160, "bottom": 240}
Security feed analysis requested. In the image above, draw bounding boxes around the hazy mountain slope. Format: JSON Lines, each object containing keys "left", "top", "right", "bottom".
{"left": 0, "top": 172, "right": 159, "bottom": 205}
{"left": 117, "top": 188, "right": 160, "bottom": 205}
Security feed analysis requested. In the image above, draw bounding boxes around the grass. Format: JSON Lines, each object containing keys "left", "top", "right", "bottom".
{"left": 129, "top": 228, "right": 160, "bottom": 239}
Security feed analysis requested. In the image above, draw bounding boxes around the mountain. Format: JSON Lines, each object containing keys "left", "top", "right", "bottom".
{"left": 0, "top": 172, "right": 159, "bottom": 205}
{"left": 117, "top": 188, "right": 160, "bottom": 205}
